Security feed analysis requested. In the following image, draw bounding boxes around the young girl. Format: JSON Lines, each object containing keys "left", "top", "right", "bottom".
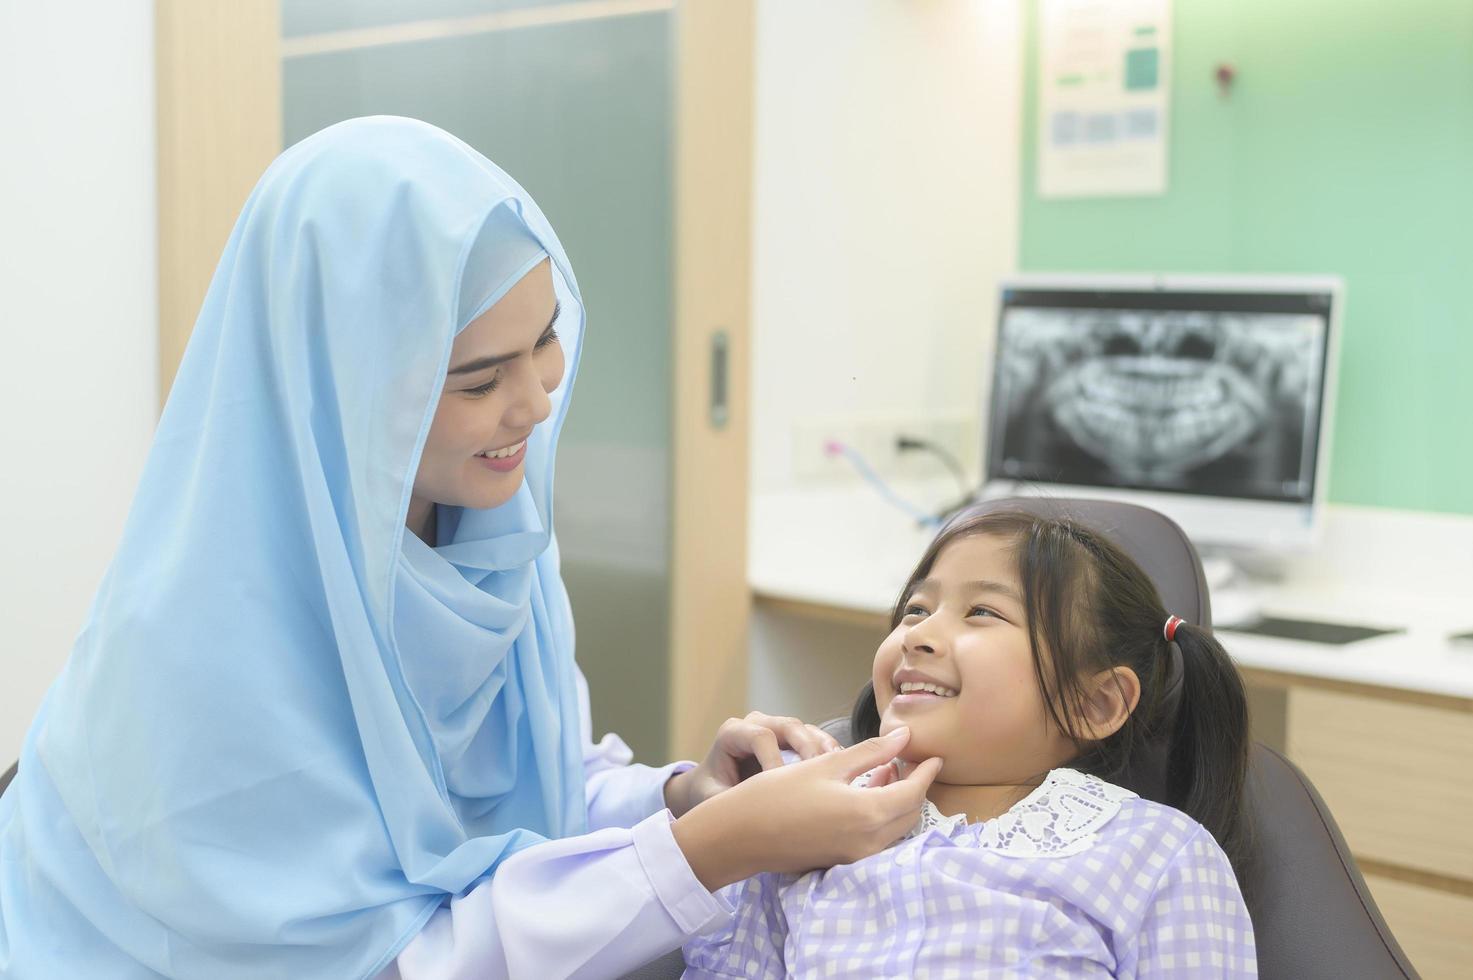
{"left": 683, "top": 509, "right": 1257, "bottom": 978}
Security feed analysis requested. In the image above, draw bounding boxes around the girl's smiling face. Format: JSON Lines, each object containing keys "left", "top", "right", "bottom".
{"left": 872, "top": 533, "right": 1078, "bottom": 786}
{"left": 408, "top": 258, "right": 564, "bottom": 537}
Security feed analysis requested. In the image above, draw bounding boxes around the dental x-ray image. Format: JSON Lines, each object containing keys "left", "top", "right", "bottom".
{"left": 988, "top": 304, "right": 1327, "bottom": 502}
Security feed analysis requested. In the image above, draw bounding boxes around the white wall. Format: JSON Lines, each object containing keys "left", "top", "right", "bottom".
{"left": 0, "top": 0, "right": 1022, "bottom": 762}
{"left": 749, "top": 0, "right": 1022, "bottom": 493}
{"left": 0, "top": 2, "right": 158, "bottom": 762}
{"left": 747, "top": 0, "right": 1022, "bottom": 714}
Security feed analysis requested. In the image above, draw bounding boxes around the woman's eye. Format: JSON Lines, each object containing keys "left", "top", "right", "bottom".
{"left": 968, "top": 605, "right": 998, "bottom": 619}
{"left": 464, "top": 374, "right": 502, "bottom": 397}
{"left": 534, "top": 328, "right": 560, "bottom": 351}
{"left": 902, "top": 604, "right": 929, "bottom": 619}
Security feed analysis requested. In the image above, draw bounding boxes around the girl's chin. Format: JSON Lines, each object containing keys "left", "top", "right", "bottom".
{"left": 878, "top": 714, "right": 923, "bottom": 746}
{"left": 878, "top": 714, "right": 938, "bottom": 764}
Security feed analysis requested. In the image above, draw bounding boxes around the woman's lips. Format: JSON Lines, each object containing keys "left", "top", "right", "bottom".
{"left": 475, "top": 441, "right": 526, "bottom": 472}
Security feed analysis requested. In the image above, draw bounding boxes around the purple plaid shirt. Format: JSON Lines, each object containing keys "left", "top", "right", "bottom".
{"left": 683, "top": 768, "right": 1256, "bottom": 978}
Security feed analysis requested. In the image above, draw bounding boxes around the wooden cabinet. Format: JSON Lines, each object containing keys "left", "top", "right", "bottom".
{"left": 1251, "top": 677, "right": 1473, "bottom": 980}
{"left": 1287, "top": 688, "right": 1473, "bottom": 880}
{"left": 1363, "top": 874, "right": 1473, "bottom": 980}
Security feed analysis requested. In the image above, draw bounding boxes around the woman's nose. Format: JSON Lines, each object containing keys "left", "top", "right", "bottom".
{"left": 504, "top": 364, "right": 553, "bottom": 429}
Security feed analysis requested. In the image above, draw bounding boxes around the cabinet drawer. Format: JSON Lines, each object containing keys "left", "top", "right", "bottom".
{"left": 1286, "top": 688, "right": 1473, "bottom": 880}
{"left": 1364, "top": 873, "right": 1473, "bottom": 980}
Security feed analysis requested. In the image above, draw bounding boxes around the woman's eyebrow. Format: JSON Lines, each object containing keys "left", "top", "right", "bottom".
{"left": 448, "top": 302, "right": 561, "bottom": 375}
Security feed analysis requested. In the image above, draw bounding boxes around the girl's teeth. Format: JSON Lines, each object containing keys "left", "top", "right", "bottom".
{"left": 898, "top": 682, "right": 957, "bottom": 697}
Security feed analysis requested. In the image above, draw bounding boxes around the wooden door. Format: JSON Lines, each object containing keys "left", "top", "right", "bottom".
{"left": 156, "top": 0, "right": 754, "bottom": 764}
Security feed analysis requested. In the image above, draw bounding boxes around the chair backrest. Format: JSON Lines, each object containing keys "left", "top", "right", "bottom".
{"left": 1244, "top": 743, "right": 1418, "bottom": 978}
{"left": 902, "top": 496, "right": 1417, "bottom": 979}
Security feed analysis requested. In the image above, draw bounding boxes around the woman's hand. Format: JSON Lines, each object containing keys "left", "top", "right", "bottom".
{"left": 670, "top": 726, "right": 942, "bottom": 891}
{"left": 663, "top": 711, "right": 844, "bottom": 818}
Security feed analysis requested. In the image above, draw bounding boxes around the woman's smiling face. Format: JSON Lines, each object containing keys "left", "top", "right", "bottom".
{"left": 409, "top": 258, "right": 564, "bottom": 534}
{"left": 871, "top": 533, "right": 1077, "bottom": 786}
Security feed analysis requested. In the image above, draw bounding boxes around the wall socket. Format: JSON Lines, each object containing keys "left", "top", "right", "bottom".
{"left": 792, "top": 414, "right": 980, "bottom": 486}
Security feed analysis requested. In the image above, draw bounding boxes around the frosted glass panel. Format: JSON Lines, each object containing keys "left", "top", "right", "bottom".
{"left": 282, "top": 2, "right": 673, "bottom": 760}
{"left": 283, "top": 0, "right": 592, "bottom": 38}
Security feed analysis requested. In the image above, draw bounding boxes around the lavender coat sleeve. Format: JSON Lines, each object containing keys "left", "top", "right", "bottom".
{"left": 377, "top": 670, "right": 731, "bottom": 980}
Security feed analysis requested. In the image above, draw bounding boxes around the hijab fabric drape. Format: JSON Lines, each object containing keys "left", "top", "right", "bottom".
{"left": 0, "top": 116, "right": 588, "bottom": 978}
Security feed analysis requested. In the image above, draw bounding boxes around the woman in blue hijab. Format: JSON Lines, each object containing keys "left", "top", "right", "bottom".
{"left": 0, "top": 117, "right": 938, "bottom": 979}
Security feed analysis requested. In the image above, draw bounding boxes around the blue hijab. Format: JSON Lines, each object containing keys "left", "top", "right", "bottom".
{"left": 0, "top": 117, "right": 589, "bottom": 978}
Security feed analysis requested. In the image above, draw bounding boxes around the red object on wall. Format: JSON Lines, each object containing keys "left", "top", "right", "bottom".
{"left": 1215, "top": 62, "right": 1237, "bottom": 96}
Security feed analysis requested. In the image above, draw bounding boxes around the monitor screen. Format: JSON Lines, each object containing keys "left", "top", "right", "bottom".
{"left": 987, "top": 285, "right": 1333, "bottom": 505}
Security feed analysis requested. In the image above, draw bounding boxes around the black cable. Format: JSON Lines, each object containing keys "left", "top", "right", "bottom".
{"left": 895, "top": 434, "right": 975, "bottom": 522}
{"left": 895, "top": 434, "right": 968, "bottom": 497}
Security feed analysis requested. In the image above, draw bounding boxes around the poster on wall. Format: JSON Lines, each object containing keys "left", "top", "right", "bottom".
{"left": 1038, "top": 0, "right": 1171, "bottom": 198}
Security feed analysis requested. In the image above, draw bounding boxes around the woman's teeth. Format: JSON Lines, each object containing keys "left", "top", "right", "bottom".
{"left": 476, "top": 441, "right": 525, "bottom": 460}
{"left": 898, "top": 681, "right": 957, "bottom": 697}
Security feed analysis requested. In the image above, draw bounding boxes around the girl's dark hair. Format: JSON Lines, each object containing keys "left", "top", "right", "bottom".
{"left": 849, "top": 510, "right": 1252, "bottom": 876}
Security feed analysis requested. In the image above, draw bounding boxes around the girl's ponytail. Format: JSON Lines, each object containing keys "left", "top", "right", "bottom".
{"left": 1165, "top": 622, "right": 1252, "bottom": 873}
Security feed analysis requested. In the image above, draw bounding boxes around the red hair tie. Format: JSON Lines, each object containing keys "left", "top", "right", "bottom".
{"left": 1163, "top": 616, "right": 1186, "bottom": 642}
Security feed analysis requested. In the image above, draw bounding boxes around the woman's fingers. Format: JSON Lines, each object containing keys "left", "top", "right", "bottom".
{"left": 851, "top": 757, "right": 942, "bottom": 857}
{"left": 721, "top": 721, "right": 784, "bottom": 771}
{"left": 824, "top": 727, "right": 912, "bottom": 780}
{"left": 869, "top": 756, "right": 942, "bottom": 809}
{"left": 671, "top": 738, "right": 942, "bottom": 886}
{"left": 742, "top": 711, "right": 831, "bottom": 760}
{"left": 733, "top": 722, "right": 783, "bottom": 766}
{"left": 712, "top": 710, "right": 870, "bottom": 783}
{"left": 861, "top": 760, "right": 900, "bottom": 788}
{"left": 810, "top": 724, "right": 844, "bottom": 754}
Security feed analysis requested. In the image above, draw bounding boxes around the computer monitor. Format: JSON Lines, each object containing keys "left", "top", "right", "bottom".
{"left": 983, "top": 274, "right": 1342, "bottom": 551}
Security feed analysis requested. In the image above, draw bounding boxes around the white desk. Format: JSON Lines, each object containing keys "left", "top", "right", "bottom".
{"left": 748, "top": 484, "right": 1473, "bottom": 979}
{"left": 749, "top": 484, "right": 1473, "bottom": 701}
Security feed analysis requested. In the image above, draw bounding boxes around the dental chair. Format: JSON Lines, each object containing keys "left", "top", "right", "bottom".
{"left": 623, "top": 497, "right": 1419, "bottom": 980}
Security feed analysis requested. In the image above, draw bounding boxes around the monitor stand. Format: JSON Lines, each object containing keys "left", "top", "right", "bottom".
{"left": 1198, "top": 546, "right": 1403, "bottom": 645}
{"left": 1198, "top": 546, "right": 1281, "bottom": 628}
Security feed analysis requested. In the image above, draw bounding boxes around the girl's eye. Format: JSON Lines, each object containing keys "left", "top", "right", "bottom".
{"left": 902, "top": 604, "right": 929, "bottom": 619}
{"left": 464, "top": 373, "right": 502, "bottom": 397}
{"left": 968, "top": 605, "right": 999, "bottom": 619}
{"left": 534, "top": 327, "right": 560, "bottom": 351}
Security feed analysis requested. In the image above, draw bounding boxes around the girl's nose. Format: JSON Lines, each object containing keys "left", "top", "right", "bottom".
{"left": 902, "top": 623, "right": 945, "bottom": 657}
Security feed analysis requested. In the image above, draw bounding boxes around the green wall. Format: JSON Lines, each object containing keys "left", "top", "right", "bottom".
{"left": 1021, "top": 0, "right": 1473, "bottom": 515}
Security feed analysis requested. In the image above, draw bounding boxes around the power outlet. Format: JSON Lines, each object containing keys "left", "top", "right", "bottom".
{"left": 889, "top": 416, "right": 979, "bottom": 486}
{"left": 791, "top": 415, "right": 980, "bottom": 487}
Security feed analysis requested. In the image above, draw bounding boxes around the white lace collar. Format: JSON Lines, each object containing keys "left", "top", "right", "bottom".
{"left": 905, "top": 768, "right": 1137, "bottom": 858}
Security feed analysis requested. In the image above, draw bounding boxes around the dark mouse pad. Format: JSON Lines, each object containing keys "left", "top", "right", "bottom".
{"left": 1219, "top": 616, "right": 1403, "bottom": 645}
